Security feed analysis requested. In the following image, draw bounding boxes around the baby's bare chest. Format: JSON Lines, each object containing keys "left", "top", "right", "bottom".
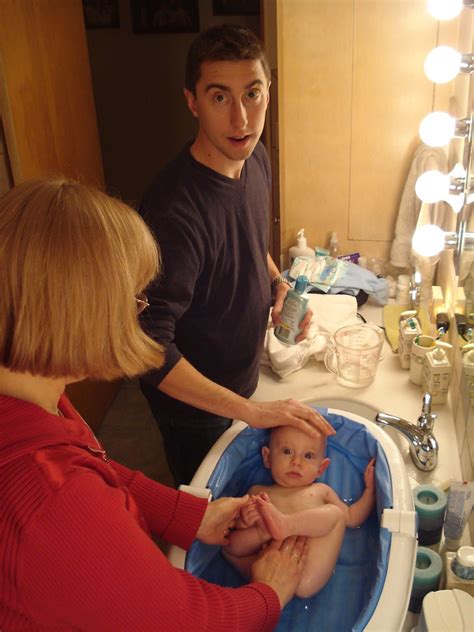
{"left": 265, "top": 485, "right": 325, "bottom": 514}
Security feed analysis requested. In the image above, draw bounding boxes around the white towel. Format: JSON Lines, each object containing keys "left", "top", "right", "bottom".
{"left": 262, "top": 294, "right": 359, "bottom": 378}
{"left": 390, "top": 144, "right": 448, "bottom": 268}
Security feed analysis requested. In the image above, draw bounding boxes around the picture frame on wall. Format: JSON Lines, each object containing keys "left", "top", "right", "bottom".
{"left": 130, "top": 0, "right": 200, "bottom": 34}
{"left": 212, "top": 0, "right": 259, "bottom": 16}
{"left": 82, "top": 0, "right": 120, "bottom": 29}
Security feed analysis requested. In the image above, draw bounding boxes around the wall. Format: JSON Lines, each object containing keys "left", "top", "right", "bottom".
{"left": 0, "top": 0, "right": 119, "bottom": 431}
{"left": 275, "top": 0, "right": 459, "bottom": 267}
{"left": 85, "top": 0, "right": 258, "bottom": 205}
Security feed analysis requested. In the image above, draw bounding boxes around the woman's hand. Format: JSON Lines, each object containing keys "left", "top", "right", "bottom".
{"left": 196, "top": 496, "right": 249, "bottom": 546}
{"left": 251, "top": 536, "right": 308, "bottom": 608}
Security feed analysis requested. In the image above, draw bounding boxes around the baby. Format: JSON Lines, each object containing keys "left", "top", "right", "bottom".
{"left": 223, "top": 425, "right": 375, "bottom": 598}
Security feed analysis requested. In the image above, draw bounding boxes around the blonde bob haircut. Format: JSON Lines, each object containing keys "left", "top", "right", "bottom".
{"left": 0, "top": 177, "right": 164, "bottom": 380}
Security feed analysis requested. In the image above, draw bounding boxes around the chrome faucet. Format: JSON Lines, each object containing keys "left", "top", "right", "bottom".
{"left": 375, "top": 393, "right": 438, "bottom": 471}
{"left": 409, "top": 271, "right": 422, "bottom": 313}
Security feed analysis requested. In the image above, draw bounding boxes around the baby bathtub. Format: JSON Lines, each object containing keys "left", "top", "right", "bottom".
{"left": 168, "top": 405, "right": 417, "bottom": 631}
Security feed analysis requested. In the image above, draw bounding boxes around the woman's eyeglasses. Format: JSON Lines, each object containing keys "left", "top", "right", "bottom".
{"left": 135, "top": 293, "right": 150, "bottom": 315}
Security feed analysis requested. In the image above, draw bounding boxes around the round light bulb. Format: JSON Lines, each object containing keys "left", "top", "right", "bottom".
{"left": 424, "top": 46, "right": 462, "bottom": 83}
{"left": 415, "top": 170, "right": 450, "bottom": 203}
{"left": 426, "top": 0, "right": 463, "bottom": 20}
{"left": 419, "top": 112, "right": 456, "bottom": 146}
{"left": 412, "top": 224, "right": 446, "bottom": 257}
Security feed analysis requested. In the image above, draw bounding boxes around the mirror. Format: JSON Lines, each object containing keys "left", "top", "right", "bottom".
{"left": 84, "top": 2, "right": 473, "bottom": 486}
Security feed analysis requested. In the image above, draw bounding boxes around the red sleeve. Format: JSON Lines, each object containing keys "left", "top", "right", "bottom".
{"left": 110, "top": 458, "right": 207, "bottom": 549}
{"left": 21, "top": 473, "right": 280, "bottom": 631}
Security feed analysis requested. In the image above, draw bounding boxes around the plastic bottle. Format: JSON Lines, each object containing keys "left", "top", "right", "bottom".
{"left": 464, "top": 261, "right": 474, "bottom": 321}
{"left": 329, "top": 232, "right": 339, "bottom": 258}
{"left": 444, "top": 547, "right": 474, "bottom": 596}
{"left": 422, "top": 346, "right": 451, "bottom": 404}
{"left": 289, "top": 229, "right": 315, "bottom": 266}
{"left": 274, "top": 275, "right": 309, "bottom": 346}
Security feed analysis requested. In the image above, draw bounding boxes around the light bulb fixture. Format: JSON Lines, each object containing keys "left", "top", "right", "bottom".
{"left": 412, "top": 224, "right": 466, "bottom": 256}
{"left": 415, "top": 164, "right": 470, "bottom": 212}
{"left": 424, "top": 46, "right": 474, "bottom": 83}
{"left": 419, "top": 112, "right": 471, "bottom": 146}
{"left": 412, "top": 224, "right": 451, "bottom": 256}
{"left": 426, "top": 0, "right": 472, "bottom": 21}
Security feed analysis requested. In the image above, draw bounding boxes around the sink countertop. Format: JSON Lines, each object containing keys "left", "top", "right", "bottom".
{"left": 253, "top": 302, "right": 462, "bottom": 489}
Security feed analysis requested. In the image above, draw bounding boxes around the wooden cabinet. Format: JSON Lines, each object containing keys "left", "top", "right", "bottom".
{"left": 0, "top": 1, "right": 119, "bottom": 431}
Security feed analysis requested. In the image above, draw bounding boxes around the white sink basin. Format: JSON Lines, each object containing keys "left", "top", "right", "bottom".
{"left": 306, "top": 397, "right": 460, "bottom": 491}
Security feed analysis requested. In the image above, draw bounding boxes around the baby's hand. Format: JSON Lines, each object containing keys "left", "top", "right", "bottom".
{"left": 364, "top": 458, "right": 376, "bottom": 491}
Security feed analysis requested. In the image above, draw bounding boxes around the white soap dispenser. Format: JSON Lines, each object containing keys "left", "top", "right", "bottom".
{"left": 329, "top": 232, "right": 339, "bottom": 258}
{"left": 289, "top": 229, "right": 315, "bottom": 266}
{"left": 422, "top": 346, "right": 452, "bottom": 404}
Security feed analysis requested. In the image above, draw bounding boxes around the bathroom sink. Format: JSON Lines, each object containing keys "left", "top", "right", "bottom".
{"left": 307, "top": 397, "right": 460, "bottom": 491}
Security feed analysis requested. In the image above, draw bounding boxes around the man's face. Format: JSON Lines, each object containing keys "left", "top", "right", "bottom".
{"left": 184, "top": 59, "right": 270, "bottom": 176}
{"left": 262, "top": 427, "right": 329, "bottom": 488}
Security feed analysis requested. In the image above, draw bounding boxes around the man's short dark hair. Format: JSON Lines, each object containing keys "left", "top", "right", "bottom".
{"left": 185, "top": 24, "right": 270, "bottom": 95}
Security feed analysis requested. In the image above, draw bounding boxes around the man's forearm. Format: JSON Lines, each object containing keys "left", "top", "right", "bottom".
{"left": 158, "top": 357, "right": 253, "bottom": 422}
{"left": 267, "top": 253, "right": 281, "bottom": 282}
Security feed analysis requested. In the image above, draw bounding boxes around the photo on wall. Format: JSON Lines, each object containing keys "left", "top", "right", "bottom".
{"left": 82, "top": 0, "right": 120, "bottom": 29}
{"left": 212, "top": 0, "right": 259, "bottom": 16}
{"left": 130, "top": 0, "right": 199, "bottom": 34}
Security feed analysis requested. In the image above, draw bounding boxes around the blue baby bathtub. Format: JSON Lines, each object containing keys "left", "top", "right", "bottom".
{"left": 168, "top": 406, "right": 417, "bottom": 631}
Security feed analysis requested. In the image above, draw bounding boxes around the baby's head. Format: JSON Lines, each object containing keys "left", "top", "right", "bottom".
{"left": 262, "top": 425, "right": 330, "bottom": 487}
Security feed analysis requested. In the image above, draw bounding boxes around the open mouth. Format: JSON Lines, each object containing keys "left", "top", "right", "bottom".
{"left": 286, "top": 471, "right": 302, "bottom": 478}
{"left": 228, "top": 134, "right": 252, "bottom": 145}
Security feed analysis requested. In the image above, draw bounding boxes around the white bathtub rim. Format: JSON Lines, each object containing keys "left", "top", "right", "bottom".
{"left": 168, "top": 406, "right": 417, "bottom": 631}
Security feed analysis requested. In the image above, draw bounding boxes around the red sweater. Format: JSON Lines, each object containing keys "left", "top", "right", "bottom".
{"left": 0, "top": 394, "right": 280, "bottom": 631}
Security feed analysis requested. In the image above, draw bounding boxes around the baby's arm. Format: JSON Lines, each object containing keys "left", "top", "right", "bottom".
{"left": 322, "top": 458, "right": 376, "bottom": 528}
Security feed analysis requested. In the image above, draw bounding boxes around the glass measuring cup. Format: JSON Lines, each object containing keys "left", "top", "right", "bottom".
{"left": 324, "top": 323, "right": 384, "bottom": 388}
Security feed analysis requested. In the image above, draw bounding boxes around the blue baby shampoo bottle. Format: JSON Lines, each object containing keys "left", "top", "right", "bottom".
{"left": 274, "top": 275, "right": 309, "bottom": 345}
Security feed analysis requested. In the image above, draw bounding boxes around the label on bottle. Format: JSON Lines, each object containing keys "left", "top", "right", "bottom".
{"left": 274, "top": 293, "right": 308, "bottom": 345}
{"left": 279, "top": 296, "right": 301, "bottom": 330}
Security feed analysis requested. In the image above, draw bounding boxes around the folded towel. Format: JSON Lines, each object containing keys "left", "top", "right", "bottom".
{"left": 262, "top": 294, "right": 359, "bottom": 378}
{"left": 390, "top": 143, "right": 448, "bottom": 268}
{"left": 383, "top": 304, "right": 434, "bottom": 352}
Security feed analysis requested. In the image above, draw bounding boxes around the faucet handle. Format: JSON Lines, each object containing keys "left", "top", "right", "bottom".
{"left": 422, "top": 392, "right": 432, "bottom": 415}
{"left": 419, "top": 392, "right": 436, "bottom": 432}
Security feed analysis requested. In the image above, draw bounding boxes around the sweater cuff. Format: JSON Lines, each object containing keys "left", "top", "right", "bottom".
{"left": 244, "top": 583, "right": 281, "bottom": 631}
{"left": 162, "top": 490, "right": 208, "bottom": 549}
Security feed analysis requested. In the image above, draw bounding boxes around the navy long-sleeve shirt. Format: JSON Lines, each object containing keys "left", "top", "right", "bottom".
{"left": 138, "top": 141, "right": 272, "bottom": 419}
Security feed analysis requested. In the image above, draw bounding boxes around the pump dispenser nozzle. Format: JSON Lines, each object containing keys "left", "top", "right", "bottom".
{"left": 297, "top": 229, "right": 307, "bottom": 248}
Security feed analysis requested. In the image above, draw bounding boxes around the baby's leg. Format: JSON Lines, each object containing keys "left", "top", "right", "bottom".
{"left": 224, "top": 523, "right": 271, "bottom": 558}
{"left": 257, "top": 496, "right": 344, "bottom": 541}
{"left": 294, "top": 511, "right": 346, "bottom": 599}
{"left": 222, "top": 549, "right": 258, "bottom": 581}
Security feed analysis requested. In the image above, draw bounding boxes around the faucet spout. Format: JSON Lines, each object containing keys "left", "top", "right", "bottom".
{"left": 375, "top": 412, "right": 425, "bottom": 444}
{"left": 375, "top": 394, "right": 438, "bottom": 471}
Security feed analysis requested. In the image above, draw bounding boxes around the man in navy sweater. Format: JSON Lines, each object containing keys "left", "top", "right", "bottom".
{"left": 139, "top": 25, "right": 332, "bottom": 486}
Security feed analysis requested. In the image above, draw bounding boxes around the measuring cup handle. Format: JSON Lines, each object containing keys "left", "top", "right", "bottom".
{"left": 324, "top": 346, "right": 338, "bottom": 376}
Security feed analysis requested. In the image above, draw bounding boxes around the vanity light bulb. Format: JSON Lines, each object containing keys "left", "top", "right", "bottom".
{"left": 415, "top": 170, "right": 450, "bottom": 203}
{"left": 424, "top": 46, "right": 462, "bottom": 83}
{"left": 426, "top": 0, "right": 464, "bottom": 20}
{"left": 419, "top": 112, "right": 456, "bottom": 146}
{"left": 412, "top": 225, "right": 446, "bottom": 257}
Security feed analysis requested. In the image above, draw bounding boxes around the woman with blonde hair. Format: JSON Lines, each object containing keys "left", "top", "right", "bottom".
{"left": 0, "top": 177, "right": 309, "bottom": 631}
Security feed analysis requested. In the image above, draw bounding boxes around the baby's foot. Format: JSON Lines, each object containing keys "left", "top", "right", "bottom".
{"left": 255, "top": 496, "right": 289, "bottom": 541}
